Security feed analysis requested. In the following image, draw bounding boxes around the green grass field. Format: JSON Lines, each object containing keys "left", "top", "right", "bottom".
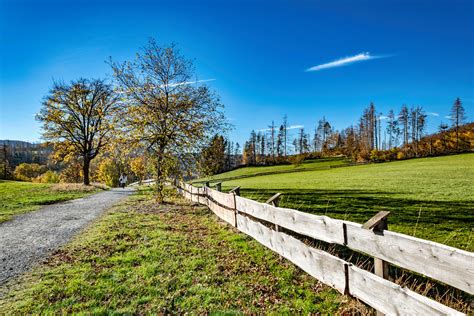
{"left": 199, "top": 154, "right": 474, "bottom": 250}
{"left": 0, "top": 181, "right": 101, "bottom": 223}
{"left": 198, "top": 157, "right": 350, "bottom": 182}
{"left": 0, "top": 189, "right": 367, "bottom": 314}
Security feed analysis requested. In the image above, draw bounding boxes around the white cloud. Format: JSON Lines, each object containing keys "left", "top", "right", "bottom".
{"left": 287, "top": 124, "right": 304, "bottom": 130}
{"left": 444, "top": 115, "right": 452, "bottom": 119}
{"left": 165, "top": 78, "right": 215, "bottom": 87}
{"left": 427, "top": 112, "right": 439, "bottom": 117}
{"left": 117, "top": 79, "right": 215, "bottom": 94}
{"left": 306, "top": 52, "right": 387, "bottom": 72}
{"left": 256, "top": 124, "right": 304, "bottom": 132}
{"left": 379, "top": 115, "right": 388, "bottom": 120}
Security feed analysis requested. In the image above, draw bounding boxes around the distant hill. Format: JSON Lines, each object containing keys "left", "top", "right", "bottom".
{"left": 0, "top": 140, "right": 40, "bottom": 148}
{"left": 1, "top": 140, "right": 52, "bottom": 171}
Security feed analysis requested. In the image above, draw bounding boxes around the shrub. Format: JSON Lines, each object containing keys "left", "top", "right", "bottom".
{"left": 129, "top": 156, "right": 147, "bottom": 183}
{"left": 14, "top": 163, "right": 47, "bottom": 182}
{"left": 96, "top": 158, "right": 119, "bottom": 187}
{"left": 369, "top": 150, "right": 381, "bottom": 162}
{"left": 59, "top": 162, "right": 83, "bottom": 183}
{"left": 289, "top": 154, "right": 305, "bottom": 167}
{"left": 91, "top": 182, "right": 109, "bottom": 190}
{"left": 396, "top": 151, "right": 406, "bottom": 160}
{"left": 35, "top": 170, "right": 60, "bottom": 183}
{"left": 51, "top": 183, "right": 108, "bottom": 192}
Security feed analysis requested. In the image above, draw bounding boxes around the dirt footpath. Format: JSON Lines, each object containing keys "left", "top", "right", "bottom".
{"left": 0, "top": 188, "right": 134, "bottom": 285}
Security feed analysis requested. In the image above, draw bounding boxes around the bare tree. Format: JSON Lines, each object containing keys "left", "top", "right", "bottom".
{"left": 314, "top": 119, "right": 324, "bottom": 152}
{"left": 283, "top": 114, "right": 288, "bottom": 157}
{"left": 386, "top": 110, "right": 399, "bottom": 149}
{"left": 277, "top": 125, "right": 284, "bottom": 157}
{"left": 269, "top": 120, "right": 276, "bottom": 161}
{"left": 450, "top": 98, "right": 466, "bottom": 151}
{"left": 234, "top": 142, "right": 241, "bottom": 165}
{"left": 399, "top": 105, "right": 409, "bottom": 147}
{"left": 323, "top": 119, "right": 332, "bottom": 146}
{"left": 110, "top": 39, "right": 227, "bottom": 201}
{"left": 416, "top": 107, "right": 427, "bottom": 142}
{"left": 409, "top": 106, "right": 426, "bottom": 156}
{"left": 377, "top": 112, "right": 382, "bottom": 150}
{"left": 37, "top": 78, "right": 119, "bottom": 185}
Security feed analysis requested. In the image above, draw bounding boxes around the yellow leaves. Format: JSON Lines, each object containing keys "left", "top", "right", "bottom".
{"left": 129, "top": 156, "right": 148, "bottom": 181}
{"left": 96, "top": 158, "right": 119, "bottom": 187}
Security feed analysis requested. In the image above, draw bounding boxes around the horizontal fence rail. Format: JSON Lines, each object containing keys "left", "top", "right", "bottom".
{"left": 176, "top": 182, "right": 472, "bottom": 315}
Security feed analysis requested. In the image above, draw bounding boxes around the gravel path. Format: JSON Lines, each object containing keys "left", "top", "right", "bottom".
{"left": 0, "top": 188, "right": 134, "bottom": 285}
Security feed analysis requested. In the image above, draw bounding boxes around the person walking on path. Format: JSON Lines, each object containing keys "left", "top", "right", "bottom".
{"left": 119, "top": 174, "right": 127, "bottom": 188}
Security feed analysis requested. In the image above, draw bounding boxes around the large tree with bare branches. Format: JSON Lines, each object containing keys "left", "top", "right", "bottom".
{"left": 37, "top": 78, "right": 119, "bottom": 185}
{"left": 110, "top": 39, "right": 227, "bottom": 201}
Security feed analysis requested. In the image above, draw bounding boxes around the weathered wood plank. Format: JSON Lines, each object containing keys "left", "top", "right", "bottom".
{"left": 235, "top": 196, "right": 345, "bottom": 244}
{"left": 348, "top": 265, "right": 464, "bottom": 315}
{"left": 208, "top": 199, "right": 236, "bottom": 226}
{"left": 190, "top": 186, "right": 198, "bottom": 203}
{"left": 236, "top": 214, "right": 346, "bottom": 293}
{"left": 345, "top": 222, "right": 474, "bottom": 295}
{"left": 362, "top": 211, "right": 390, "bottom": 230}
{"left": 197, "top": 187, "right": 207, "bottom": 205}
{"left": 363, "top": 211, "right": 390, "bottom": 316}
{"left": 185, "top": 184, "right": 474, "bottom": 296}
{"left": 229, "top": 186, "right": 241, "bottom": 196}
{"left": 181, "top": 184, "right": 191, "bottom": 200}
{"left": 207, "top": 187, "right": 235, "bottom": 209}
{"left": 265, "top": 193, "right": 282, "bottom": 206}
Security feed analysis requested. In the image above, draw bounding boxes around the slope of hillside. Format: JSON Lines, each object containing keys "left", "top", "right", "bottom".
{"left": 195, "top": 157, "right": 351, "bottom": 183}
{"left": 201, "top": 154, "right": 474, "bottom": 250}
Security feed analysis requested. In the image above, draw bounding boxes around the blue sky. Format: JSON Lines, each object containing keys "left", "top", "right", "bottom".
{"left": 1, "top": 0, "right": 473, "bottom": 145}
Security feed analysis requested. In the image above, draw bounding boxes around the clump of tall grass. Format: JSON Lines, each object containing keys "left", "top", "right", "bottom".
{"left": 51, "top": 182, "right": 109, "bottom": 192}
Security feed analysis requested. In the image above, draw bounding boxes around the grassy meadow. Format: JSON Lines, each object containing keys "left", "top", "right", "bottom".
{"left": 0, "top": 181, "right": 103, "bottom": 223}
{"left": 196, "top": 153, "right": 474, "bottom": 250}
{"left": 199, "top": 157, "right": 351, "bottom": 182}
{"left": 0, "top": 188, "right": 367, "bottom": 314}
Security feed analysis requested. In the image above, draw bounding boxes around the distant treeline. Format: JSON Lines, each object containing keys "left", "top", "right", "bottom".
{"left": 0, "top": 141, "right": 52, "bottom": 179}
{"left": 199, "top": 98, "right": 472, "bottom": 176}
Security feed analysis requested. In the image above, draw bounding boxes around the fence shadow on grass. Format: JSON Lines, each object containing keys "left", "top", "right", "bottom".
{"left": 235, "top": 188, "right": 473, "bottom": 251}
{"left": 182, "top": 184, "right": 473, "bottom": 314}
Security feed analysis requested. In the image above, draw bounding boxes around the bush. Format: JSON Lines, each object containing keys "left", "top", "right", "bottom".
{"left": 14, "top": 163, "right": 47, "bottom": 182}
{"left": 288, "top": 154, "right": 305, "bottom": 167}
{"left": 96, "top": 158, "right": 119, "bottom": 187}
{"left": 59, "top": 162, "right": 83, "bottom": 183}
{"left": 396, "top": 151, "right": 406, "bottom": 160}
{"left": 369, "top": 150, "right": 382, "bottom": 162}
{"left": 51, "top": 183, "right": 108, "bottom": 192}
{"left": 129, "top": 156, "right": 147, "bottom": 183}
{"left": 35, "top": 170, "right": 60, "bottom": 183}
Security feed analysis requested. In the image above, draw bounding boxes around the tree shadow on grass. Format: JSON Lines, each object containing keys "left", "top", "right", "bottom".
{"left": 236, "top": 188, "right": 473, "bottom": 250}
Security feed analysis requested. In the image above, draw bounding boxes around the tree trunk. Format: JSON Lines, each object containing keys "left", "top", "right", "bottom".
{"left": 155, "top": 155, "right": 165, "bottom": 203}
{"left": 83, "top": 157, "right": 90, "bottom": 186}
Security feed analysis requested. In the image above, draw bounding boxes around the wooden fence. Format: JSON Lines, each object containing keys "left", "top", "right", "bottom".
{"left": 177, "top": 182, "right": 473, "bottom": 315}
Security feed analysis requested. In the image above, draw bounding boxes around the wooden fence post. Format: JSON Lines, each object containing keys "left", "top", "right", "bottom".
{"left": 266, "top": 193, "right": 282, "bottom": 207}
{"left": 230, "top": 186, "right": 240, "bottom": 228}
{"left": 203, "top": 182, "right": 209, "bottom": 205}
{"left": 363, "top": 211, "right": 390, "bottom": 316}
{"left": 229, "top": 186, "right": 240, "bottom": 196}
{"left": 266, "top": 193, "right": 282, "bottom": 231}
{"left": 216, "top": 182, "right": 222, "bottom": 192}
